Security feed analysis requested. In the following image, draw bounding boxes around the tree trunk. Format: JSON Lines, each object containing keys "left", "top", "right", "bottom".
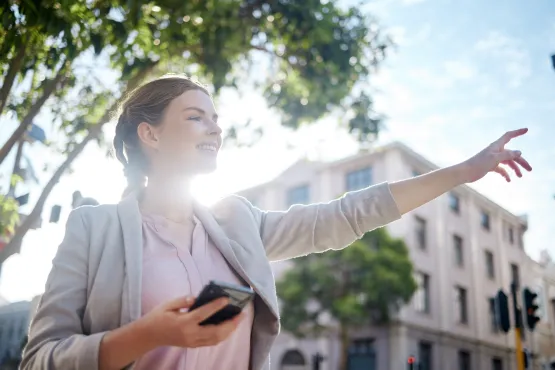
{"left": 0, "top": 38, "right": 27, "bottom": 117}
{"left": 0, "top": 67, "right": 67, "bottom": 165}
{"left": 0, "top": 129, "right": 96, "bottom": 264}
{"left": 339, "top": 323, "right": 350, "bottom": 370}
{"left": 0, "top": 63, "right": 156, "bottom": 264}
{"left": 8, "top": 139, "right": 25, "bottom": 195}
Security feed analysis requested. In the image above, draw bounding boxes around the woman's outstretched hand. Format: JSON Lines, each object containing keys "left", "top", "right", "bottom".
{"left": 461, "top": 128, "right": 532, "bottom": 183}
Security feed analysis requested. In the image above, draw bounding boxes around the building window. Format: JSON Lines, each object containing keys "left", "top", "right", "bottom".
{"left": 346, "top": 167, "right": 372, "bottom": 191}
{"left": 449, "top": 193, "right": 460, "bottom": 214}
{"left": 488, "top": 298, "right": 498, "bottom": 333}
{"left": 414, "top": 272, "right": 431, "bottom": 314}
{"left": 349, "top": 338, "right": 375, "bottom": 354}
{"left": 492, "top": 357, "right": 503, "bottom": 370}
{"left": 485, "top": 250, "right": 495, "bottom": 279}
{"left": 510, "top": 263, "right": 520, "bottom": 287}
{"left": 415, "top": 216, "right": 427, "bottom": 250}
{"left": 481, "top": 210, "right": 491, "bottom": 231}
{"left": 507, "top": 225, "right": 514, "bottom": 245}
{"left": 458, "top": 350, "right": 471, "bottom": 370}
{"left": 453, "top": 235, "right": 464, "bottom": 267}
{"left": 280, "top": 350, "right": 306, "bottom": 367}
{"left": 418, "top": 341, "right": 433, "bottom": 370}
{"left": 455, "top": 286, "right": 468, "bottom": 324}
{"left": 286, "top": 184, "right": 310, "bottom": 207}
{"left": 348, "top": 338, "right": 376, "bottom": 369}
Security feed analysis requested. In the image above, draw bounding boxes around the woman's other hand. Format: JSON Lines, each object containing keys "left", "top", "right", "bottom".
{"left": 461, "top": 128, "right": 532, "bottom": 183}
{"left": 139, "top": 295, "right": 242, "bottom": 349}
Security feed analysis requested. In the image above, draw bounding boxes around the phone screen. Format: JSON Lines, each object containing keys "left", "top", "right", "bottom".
{"left": 221, "top": 287, "right": 253, "bottom": 307}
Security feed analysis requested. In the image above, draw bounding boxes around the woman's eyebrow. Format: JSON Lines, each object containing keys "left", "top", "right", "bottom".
{"left": 183, "top": 107, "right": 218, "bottom": 121}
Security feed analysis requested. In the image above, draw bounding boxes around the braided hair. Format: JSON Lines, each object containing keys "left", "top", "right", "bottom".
{"left": 112, "top": 75, "right": 209, "bottom": 198}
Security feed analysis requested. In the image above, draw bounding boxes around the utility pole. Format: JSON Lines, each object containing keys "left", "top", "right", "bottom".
{"left": 511, "top": 281, "right": 525, "bottom": 370}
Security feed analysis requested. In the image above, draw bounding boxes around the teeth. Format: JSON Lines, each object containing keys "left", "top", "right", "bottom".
{"left": 197, "top": 144, "right": 217, "bottom": 151}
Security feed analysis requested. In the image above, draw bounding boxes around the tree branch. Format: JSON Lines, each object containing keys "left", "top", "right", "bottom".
{"left": 0, "top": 37, "right": 28, "bottom": 117}
{"left": 0, "top": 62, "right": 68, "bottom": 165}
{"left": 0, "top": 62, "right": 157, "bottom": 265}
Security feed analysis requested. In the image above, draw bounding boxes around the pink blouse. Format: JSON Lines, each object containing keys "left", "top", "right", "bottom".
{"left": 133, "top": 213, "right": 254, "bottom": 370}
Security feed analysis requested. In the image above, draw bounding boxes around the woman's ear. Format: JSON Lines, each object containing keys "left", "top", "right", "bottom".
{"left": 137, "top": 122, "right": 160, "bottom": 151}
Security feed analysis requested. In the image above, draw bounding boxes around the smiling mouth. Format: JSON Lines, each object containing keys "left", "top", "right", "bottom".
{"left": 196, "top": 144, "right": 218, "bottom": 152}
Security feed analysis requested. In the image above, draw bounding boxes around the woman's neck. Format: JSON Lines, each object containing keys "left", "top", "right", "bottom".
{"left": 140, "top": 175, "right": 194, "bottom": 223}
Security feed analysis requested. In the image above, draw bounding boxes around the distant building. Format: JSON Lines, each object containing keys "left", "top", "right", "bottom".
{"left": 237, "top": 142, "right": 555, "bottom": 370}
{"left": 0, "top": 301, "right": 31, "bottom": 367}
{"left": 530, "top": 256, "right": 555, "bottom": 368}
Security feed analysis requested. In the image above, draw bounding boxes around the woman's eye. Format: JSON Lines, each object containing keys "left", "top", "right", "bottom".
{"left": 188, "top": 116, "right": 202, "bottom": 121}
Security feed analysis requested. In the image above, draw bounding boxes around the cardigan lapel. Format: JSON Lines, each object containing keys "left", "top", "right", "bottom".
{"left": 193, "top": 201, "right": 257, "bottom": 290}
{"left": 115, "top": 195, "right": 275, "bottom": 325}
{"left": 117, "top": 194, "right": 144, "bottom": 324}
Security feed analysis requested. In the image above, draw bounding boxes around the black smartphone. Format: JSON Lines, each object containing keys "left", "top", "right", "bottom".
{"left": 189, "top": 280, "right": 255, "bottom": 326}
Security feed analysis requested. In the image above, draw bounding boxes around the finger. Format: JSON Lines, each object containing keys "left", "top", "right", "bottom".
{"left": 496, "top": 149, "right": 521, "bottom": 163}
{"left": 513, "top": 156, "right": 532, "bottom": 172}
{"left": 493, "top": 166, "right": 510, "bottom": 182}
{"left": 497, "top": 128, "right": 528, "bottom": 145}
{"left": 163, "top": 296, "right": 195, "bottom": 311}
{"left": 197, "top": 313, "right": 243, "bottom": 333}
{"left": 186, "top": 297, "right": 229, "bottom": 323}
{"left": 502, "top": 160, "right": 522, "bottom": 178}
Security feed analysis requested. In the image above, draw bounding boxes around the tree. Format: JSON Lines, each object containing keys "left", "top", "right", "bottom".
{"left": 0, "top": 0, "right": 392, "bottom": 264}
{"left": 0, "top": 2, "right": 98, "bottom": 162}
{"left": 276, "top": 228, "right": 418, "bottom": 370}
{"left": 0, "top": 0, "right": 174, "bottom": 164}
{"left": 0, "top": 193, "right": 19, "bottom": 238}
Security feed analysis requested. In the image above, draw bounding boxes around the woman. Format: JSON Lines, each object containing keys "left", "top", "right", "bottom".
{"left": 21, "top": 75, "right": 532, "bottom": 370}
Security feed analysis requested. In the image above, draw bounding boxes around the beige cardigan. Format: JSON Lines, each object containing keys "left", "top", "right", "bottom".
{"left": 21, "top": 182, "right": 401, "bottom": 370}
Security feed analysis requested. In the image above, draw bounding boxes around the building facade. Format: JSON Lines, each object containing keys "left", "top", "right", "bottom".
{"left": 237, "top": 142, "right": 555, "bottom": 370}
{"left": 529, "top": 258, "right": 555, "bottom": 368}
{"left": 0, "top": 301, "right": 31, "bottom": 368}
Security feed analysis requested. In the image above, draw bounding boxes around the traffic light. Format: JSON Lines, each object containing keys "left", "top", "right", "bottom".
{"left": 50, "top": 205, "right": 62, "bottom": 223}
{"left": 494, "top": 290, "right": 510, "bottom": 333}
{"left": 407, "top": 355, "right": 416, "bottom": 370}
{"left": 523, "top": 287, "right": 540, "bottom": 331}
{"left": 312, "top": 352, "right": 325, "bottom": 370}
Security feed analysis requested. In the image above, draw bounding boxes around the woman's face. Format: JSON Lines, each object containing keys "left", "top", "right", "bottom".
{"left": 138, "top": 89, "right": 222, "bottom": 178}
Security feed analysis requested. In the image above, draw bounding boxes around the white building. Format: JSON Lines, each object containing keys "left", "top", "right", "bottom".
{"left": 238, "top": 142, "right": 555, "bottom": 370}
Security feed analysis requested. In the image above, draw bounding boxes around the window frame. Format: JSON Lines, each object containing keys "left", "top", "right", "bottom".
{"left": 415, "top": 216, "right": 427, "bottom": 251}
{"left": 345, "top": 167, "right": 373, "bottom": 192}
{"left": 286, "top": 184, "right": 310, "bottom": 207}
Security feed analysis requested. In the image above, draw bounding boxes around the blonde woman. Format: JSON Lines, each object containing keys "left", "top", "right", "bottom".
{"left": 21, "top": 76, "right": 532, "bottom": 370}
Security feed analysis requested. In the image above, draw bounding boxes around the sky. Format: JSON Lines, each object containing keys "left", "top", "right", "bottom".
{"left": 0, "top": 0, "right": 554, "bottom": 302}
